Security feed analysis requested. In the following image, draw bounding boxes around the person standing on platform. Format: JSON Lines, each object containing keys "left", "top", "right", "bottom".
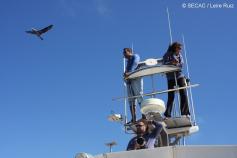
{"left": 123, "top": 48, "right": 143, "bottom": 124}
{"left": 163, "top": 42, "right": 190, "bottom": 118}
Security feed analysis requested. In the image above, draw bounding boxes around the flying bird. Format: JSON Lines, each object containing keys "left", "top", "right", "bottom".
{"left": 26, "top": 25, "right": 53, "bottom": 40}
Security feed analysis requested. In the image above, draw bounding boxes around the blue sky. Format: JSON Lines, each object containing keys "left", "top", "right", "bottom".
{"left": 0, "top": 0, "right": 237, "bottom": 158}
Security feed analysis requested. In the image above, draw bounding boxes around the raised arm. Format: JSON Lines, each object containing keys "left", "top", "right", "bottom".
{"left": 149, "top": 121, "right": 163, "bottom": 138}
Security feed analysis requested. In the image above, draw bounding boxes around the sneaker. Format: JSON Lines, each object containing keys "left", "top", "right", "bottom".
{"left": 186, "top": 115, "right": 191, "bottom": 119}
{"left": 163, "top": 117, "right": 170, "bottom": 120}
{"left": 164, "top": 113, "right": 171, "bottom": 118}
{"left": 181, "top": 115, "right": 190, "bottom": 119}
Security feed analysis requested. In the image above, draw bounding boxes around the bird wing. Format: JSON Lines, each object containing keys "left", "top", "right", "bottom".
{"left": 38, "top": 35, "right": 44, "bottom": 40}
{"left": 25, "top": 30, "right": 34, "bottom": 34}
{"left": 38, "top": 25, "right": 53, "bottom": 34}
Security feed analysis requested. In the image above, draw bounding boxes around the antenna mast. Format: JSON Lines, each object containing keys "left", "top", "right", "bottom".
{"left": 182, "top": 35, "right": 196, "bottom": 124}
{"left": 123, "top": 56, "right": 127, "bottom": 124}
{"left": 105, "top": 141, "right": 117, "bottom": 153}
{"left": 123, "top": 43, "right": 134, "bottom": 125}
{"left": 167, "top": 7, "right": 173, "bottom": 44}
{"left": 166, "top": 7, "right": 181, "bottom": 117}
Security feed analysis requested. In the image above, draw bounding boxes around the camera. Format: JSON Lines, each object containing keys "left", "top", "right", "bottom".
{"left": 136, "top": 137, "right": 145, "bottom": 146}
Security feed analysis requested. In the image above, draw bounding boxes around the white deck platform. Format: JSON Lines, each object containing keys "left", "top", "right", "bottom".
{"left": 95, "top": 146, "right": 237, "bottom": 158}
{"left": 127, "top": 65, "right": 180, "bottom": 79}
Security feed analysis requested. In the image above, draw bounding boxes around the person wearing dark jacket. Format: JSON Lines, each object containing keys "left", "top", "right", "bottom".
{"left": 163, "top": 42, "right": 190, "bottom": 118}
{"left": 127, "top": 119, "right": 163, "bottom": 150}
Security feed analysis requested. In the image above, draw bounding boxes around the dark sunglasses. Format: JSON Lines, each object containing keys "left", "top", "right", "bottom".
{"left": 136, "top": 124, "right": 144, "bottom": 127}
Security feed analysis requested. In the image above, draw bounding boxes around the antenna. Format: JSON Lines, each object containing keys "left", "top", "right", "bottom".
{"left": 105, "top": 141, "right": 117, "bottom": 152}
{"left": 182, "top": 35, "right": 191, "bottom": 79}
{"left": 182, "top": 34, "right": 196, "bottom": 124}
{"left": 131, "top": 42, "right": 134, "bottom": 53}
{"left": 167, "top": 7, "right": 180, "bottom": 117}
{"left": 123, "top": 57, "right": 127, "bottom": 124}
{"left": 167, "top": 7, "right": 173, "bottom": 44}
{"left": 123, "top": 43, "right": 134, "bottom": 126}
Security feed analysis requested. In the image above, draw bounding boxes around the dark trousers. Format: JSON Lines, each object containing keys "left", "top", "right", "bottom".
{"left": 164, "top": 77, "right": 190, "bottom": 117}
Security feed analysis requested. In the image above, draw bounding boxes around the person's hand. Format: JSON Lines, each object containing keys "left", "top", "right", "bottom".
{"left": 147, "top": 120, "right": 154, "bottom": 125}
{"left": 124, "top": 72, "right": 129, "bottom": 77}
{"left": 171, "top": 60, "right": 178, "bottom": 65}
{"left": 123, "top": 72, "right": 129, "bottom": 79}
{"left": 134, "top": 142, "right": 141, "bottom": 150}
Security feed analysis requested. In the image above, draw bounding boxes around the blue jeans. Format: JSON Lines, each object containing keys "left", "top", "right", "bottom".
{"left": 126, "top": 78, "right": 143, "bottom": 107}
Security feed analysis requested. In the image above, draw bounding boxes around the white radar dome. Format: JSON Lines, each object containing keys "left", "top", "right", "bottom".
{"left": 141, "top": 98, "right": 166, "bottom": 115}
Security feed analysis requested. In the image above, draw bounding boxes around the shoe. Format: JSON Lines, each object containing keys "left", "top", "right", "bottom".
{"left": 164, "top": 112, "right": 171, "bottom": 118}
{"left": 164, "top": 115, "right": 171, "bottom": 118}
{"left": 164, "top": 115, "right": 172, "bottom": 120}
{"left": 142, "top": 114, "right": 146, "bottom": 119}
{"left": 181, "top": 115, "right": 190, "bottom": 119}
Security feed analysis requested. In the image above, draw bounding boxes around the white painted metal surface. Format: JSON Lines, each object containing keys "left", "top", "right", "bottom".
{"left": 143, "top": 58, "right": 158, "bottom": 66}
{"left": 94, "top": 146, "right": 237, "bottom": 158}
{"left": 164, "top": 117, "right": 192, "bottom": 129}
{"left": 127, "top": 65, "right": 180, "bottom": 79}
{"left": 166, "top": 125, "right": 199, "bottom": 137}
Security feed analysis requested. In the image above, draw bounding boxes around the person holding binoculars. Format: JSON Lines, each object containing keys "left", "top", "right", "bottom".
{"left": 126, "top": 119, "right": 163, "bottom": 150}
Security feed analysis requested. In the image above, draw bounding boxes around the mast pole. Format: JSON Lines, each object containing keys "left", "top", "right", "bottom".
{"left": 167, "top": 7, "right": 180, "bottom": 117}
{"left": 123, "top": 57, "right": 127, "bottom": 124}
{"left": 167, "top": 7, "right": 173, "bottom": 44}
{"left": 123, "top": 43, "right": 134, "bottom": 126}
{"left": 182, "top": 35, "right": 196, "bottom": 124}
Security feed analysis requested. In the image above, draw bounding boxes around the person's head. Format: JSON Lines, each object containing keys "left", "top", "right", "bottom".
{"left": 123, "top": 48, "right": 133, "bottom": 59}
{"left": 170, "top": 42, "right": 182, "bottom": 55}
{"left": 135, "top": 119, "right": 148, "bottom": 135}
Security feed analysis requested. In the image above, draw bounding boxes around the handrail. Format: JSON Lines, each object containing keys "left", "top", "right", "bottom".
{"left": 112, "top": 84, "right": 199, "bottom": 101}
